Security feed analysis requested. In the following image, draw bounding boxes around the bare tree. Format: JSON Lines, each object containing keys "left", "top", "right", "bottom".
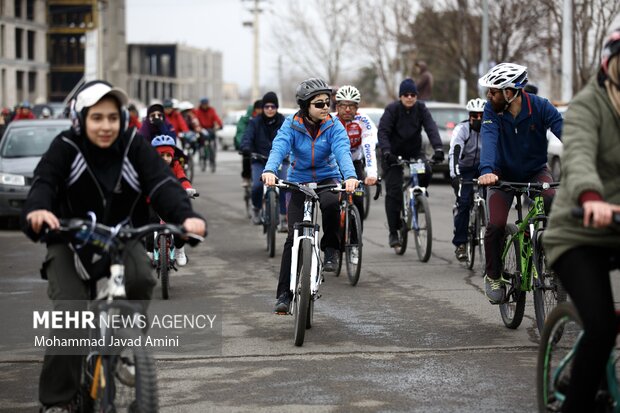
{"left": 269, "top": 0, "right": 354, "bottom": 85}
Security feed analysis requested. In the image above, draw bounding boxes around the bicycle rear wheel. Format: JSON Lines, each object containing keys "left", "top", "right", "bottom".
{"left": 266, "top": 190, "right": 277, "bottom": 258}
{"left": 362, "top": 187, "right": 371, "bottom": 220}
{"left": 499, "top": 224, "right": 526, "bottom": 329}
{"left": 293, "top": 238, "right": 312, "bottom": 346}
{"left": 465, "top": 211, "right": 476, "bottom": 270}
{"left": 536, "top": 302, "right": 582, "bottom": 413}
{"left": 209, "top": 142, "right": 216, "bottom": 172}
{"left": 345, "top": 205, "right": 363, "bottom": 286}
{"left": 533, "top": 230, "right": 568, "bottom": 334}
{"left": 157, "top": 234, "right": 170, "bottom": 300}
{"left": 413, "top": 195, "right": 432, "bottom": 262}
{"left": 200, "top": 146, "right": 207, "bottom": 172}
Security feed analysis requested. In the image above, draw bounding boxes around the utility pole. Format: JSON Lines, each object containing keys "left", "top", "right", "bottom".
{"left": 561, "top": 0, "right": 573, "bottom": 103}
{"left": 479, "top": 0, "right": 489, "bottom": 98}
{"left": 242, "top": 0, "right": 266, "bottom": 101}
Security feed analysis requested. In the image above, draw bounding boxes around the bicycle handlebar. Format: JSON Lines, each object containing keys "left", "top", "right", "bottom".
{"left": 571, "top": 207, "right": 620, "bottom": 225}
{"left": 492, "top": 181, "right": 560, "bottom": 192}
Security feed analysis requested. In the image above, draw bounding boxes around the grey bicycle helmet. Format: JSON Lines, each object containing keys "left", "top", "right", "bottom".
{"left": 295, "top": 78, "right": 332, "bottom": 105}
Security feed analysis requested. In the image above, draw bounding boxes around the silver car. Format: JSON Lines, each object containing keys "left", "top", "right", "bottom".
{"left": 0, "top": 119, "right": 71, "bottom": 218}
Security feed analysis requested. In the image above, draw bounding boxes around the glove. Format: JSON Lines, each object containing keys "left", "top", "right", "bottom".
{"left": 451, "top": 176, "right": 461, "bottom": 193}
{"left": 186, "top": 188, "right": 197, "bottom": 197}
{"left": 383, "top": 152, "right": 399, "bottom": 166}
{"left": 432, "top": 150, "right": 445, "bottom": 163}
{"left": 241, "top": 149, "right": 251, "bottom": 157}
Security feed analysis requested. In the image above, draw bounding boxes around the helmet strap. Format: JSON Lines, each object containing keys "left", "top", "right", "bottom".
{"left": 502, "top": 89, "right": 519, "bottom": 111}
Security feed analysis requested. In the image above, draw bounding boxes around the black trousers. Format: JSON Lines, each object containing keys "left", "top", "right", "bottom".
{"left": 352, "top": 160, "right": 365, "bottom": 223}
{"left": 39, "top": 243, "right": 155, "bottom": 406}
{"left": 276, "top": 179, "right": 340, "bottom": 298}
{"left": 553, "top": 246, "right": 620, "bottom": 413}
{"left": 383, "top": 162, "right": 431, "bottom": 234}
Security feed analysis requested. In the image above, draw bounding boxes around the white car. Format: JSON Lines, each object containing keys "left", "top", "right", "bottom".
{"left": 547, "top": 106, "right": 567, "bottom": 181}
{"left": 218, "top": 110, "right": 246, "bottom": 150}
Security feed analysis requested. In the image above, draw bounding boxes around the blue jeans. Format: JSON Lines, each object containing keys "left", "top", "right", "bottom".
{"left": 251, "top": 161, "right": 288, "bottom": 214}
{"left": 452, "top": 169, "right": 479, "bottom": 246}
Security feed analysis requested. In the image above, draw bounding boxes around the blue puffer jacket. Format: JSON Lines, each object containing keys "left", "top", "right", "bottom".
{"left": 264, "top": 112, "right": 356, "bottom": 183}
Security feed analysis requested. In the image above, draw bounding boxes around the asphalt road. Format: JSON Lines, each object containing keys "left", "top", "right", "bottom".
{"left": 1, "top": 150, "right": 617, "bottom": 413}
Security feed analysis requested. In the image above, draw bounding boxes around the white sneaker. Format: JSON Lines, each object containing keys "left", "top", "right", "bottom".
{"left": 146, "top": 251, "right": 154, "bottom": 262}
{"left": 350, "top": 247, "right": 359, "bottom": 265}
{"left": 116, "top": 356, "right": 135, "bottom": 387}
{"left": 176, "top": 247, "right": 187, "bottom": 266}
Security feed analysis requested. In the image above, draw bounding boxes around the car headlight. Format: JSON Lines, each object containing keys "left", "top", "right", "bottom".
{"left": 0, "top": 173, "right": 26, "bottom": 186}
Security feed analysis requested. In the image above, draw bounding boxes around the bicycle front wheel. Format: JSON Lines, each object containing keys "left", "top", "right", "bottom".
{"left": 536, "top": 302, "right": 582, "bottom": 413}
{"left": 362, "top": 187, "right": 371, "bottom": 220}
{"left": 413, "top": 195, "right": 432, "bottom": 262}
{"left": 465, "top": 210, "right": 476, "bottom": 270}
{"left": 293, "top": 238, "right": 312, "bottom": 346}
{"left": 499, "top": 224, "right": 526, "bottom": 329}
{"left": 476, "top": 204, "right": 487, "bottom": 276}
{"left": 266, "top": 190, "right": 278, "bottom": 258}
{"left": 533, "top": 230, "right": 568, "bottom": 334}
{"left": 345, "top": 204, "right": 363, "bottom": 286}
{"left": 157, "top": 234, "right": 170, "bottom": 300}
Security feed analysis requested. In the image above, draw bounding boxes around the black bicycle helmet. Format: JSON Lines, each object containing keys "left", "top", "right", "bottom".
{"left": 295, "top": 78, "right": 332, "bottom": 105}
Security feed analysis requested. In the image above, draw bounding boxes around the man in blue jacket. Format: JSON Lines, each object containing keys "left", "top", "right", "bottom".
{"left": 477, "top": 63, "right": 563, "bottom": 303}
{"left": 378, "top": 78, "right": 444, "bottom": 248}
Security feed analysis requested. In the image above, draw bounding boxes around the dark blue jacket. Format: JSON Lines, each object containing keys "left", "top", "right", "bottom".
{"left": 479, "top": 92, "right": 563, "bottom": 181}
{"left": 241, "top": 113, "right": 285, "bottom": 159}
{"left": 377, "top": 100, "right": 442, "bottom": 159}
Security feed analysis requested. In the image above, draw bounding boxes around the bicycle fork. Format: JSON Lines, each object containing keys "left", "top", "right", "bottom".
{"left": 289, "top": 227, "right": 321, "bottom": 296}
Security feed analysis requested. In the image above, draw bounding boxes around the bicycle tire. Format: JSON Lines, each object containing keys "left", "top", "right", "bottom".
{"left": 209, "top": 142, "right": 216, "bottom": 173}
{"left": 362, "top": 187, "right": 371, "bottom": 220}
{"left": 335, "top": 208, "right": 345, "bottom": 277}
{"left": 306, "top": 297, "right": 314, "bottom": 329}
{"left": 200, "top": 146, "right": 207, "bottom": 172}
{"left": 465, "top": 202, "right": 478, "bottom": 270}
{"left": 413, "top": 195, "right": 432, "bottom": 262}
{"left": 267, "top": 190, "right": 277, "bottom": 258}
{"left": 533, "top": 230, "right": 568, "bottom": 334}
{"left": 394, "top": 218, "right": 408, "bottom": 255}
{"left": 158, "top": 234, "right": 169, "bottom": 300}
{"left": 536, "top": 302, "right": 582, "bottom": 413}
{"left": 244, "top": 188, "right": 252, "bottom": 219}
{"left": 477, "top": 204, "right": 487, "bottom": 276}
{"left": 499, "top": 224, "right": 526, "bottom": 329}
{"left": 293, "top": 238, "right": 312, "bottom": 346}
{"left": 345, "top": 204, "right": 363, "bottom": 286}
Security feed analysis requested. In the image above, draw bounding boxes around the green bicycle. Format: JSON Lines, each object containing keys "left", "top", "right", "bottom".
{"left": 495, "top": 181, "right": 567, "bottom": 333}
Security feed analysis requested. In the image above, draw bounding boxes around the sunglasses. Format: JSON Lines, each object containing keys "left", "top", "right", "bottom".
{"left": 402, "top": 93, "right": 417, "bottom": 98}
{"left": 263, "top": 104, "right": 277, "bottom": 110}
{"left": 311, "top": 101, "right": 330, "bottom": 109}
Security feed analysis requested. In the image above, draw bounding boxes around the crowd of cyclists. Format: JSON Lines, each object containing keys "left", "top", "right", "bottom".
{"left": 5, "top": 20, "right": 618, "bottom": 412}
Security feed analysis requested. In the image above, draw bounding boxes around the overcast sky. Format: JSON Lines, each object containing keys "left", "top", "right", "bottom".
{"left": 126, "top": 0, "right": 282, "bottom": 92}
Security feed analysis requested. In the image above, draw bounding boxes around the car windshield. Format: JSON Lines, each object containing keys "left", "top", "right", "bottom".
{"left": 1, "top": 125, "right": 65, "bottom": 158}
{"left": 429, "top": 108, "right": 468, "bottom": 130}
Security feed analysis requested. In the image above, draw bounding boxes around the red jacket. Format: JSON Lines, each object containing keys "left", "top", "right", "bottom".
{"left": 171, "top": 159, "right": 192, "bottom": 190}
{"left": 128, "top": 114, "right": 142, "bottom": 129}
{"left": 14, "top": 112, "right": 36, "bottom": 120}
{"left": 166, "top": 110, "right": 189, "bottom": 134}
{"left": 193, "top": 107, "right": 222, "bottom": 130}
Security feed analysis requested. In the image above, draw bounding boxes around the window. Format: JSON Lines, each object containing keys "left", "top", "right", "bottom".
{"left": 27, "top": 30, "right": 34, "bottom": 60}
{"left": 49, "top": 34, "right": 85, "bottom": 65}
{"left": 15, "top": 27, "right": 23, "bottom": 59}
{"left": 28, "top": 71, "right": 36, "bottom": 93}
{"left": 26, "top": 0, "right": 33, "bottom": 20}
{"left": 14, "top": 0, "right": 21, "bottom": 18}
{"left": 16, "top": 70, "right": 24, "bottom": 101}
{"left": 0, "top": 25, "right": 4, "bottom": 57}
{"left": 0, "top": 0, "right": 4, "bottom": 17}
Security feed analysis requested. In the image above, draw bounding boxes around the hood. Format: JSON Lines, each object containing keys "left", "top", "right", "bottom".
{"left": 0, "top": 156, "right": 41, "bottom": 178}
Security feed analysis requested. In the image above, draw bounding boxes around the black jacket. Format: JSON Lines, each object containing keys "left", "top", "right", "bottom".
{"left": 21, "top": 127, "right": 203, "bottom": 242}
{"left": 378, "top": 101, "right": 442, "bottom": 159}
{"left": 240, "top": 113, "right": 285, "bottom": 159}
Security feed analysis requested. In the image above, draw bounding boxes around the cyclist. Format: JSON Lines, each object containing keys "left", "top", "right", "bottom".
{"left": 163, "top": 98, "right": 189, "bottom": 136}
{"left": 378, "top": 78, "right": 444, "bottom": 248}
{"left": 127, "top": 103, "right": 142, "bottom": 129}
{"left": 261, "top": 77, "right": 358, "bottom": 313}
{"left": 20, "top": 80, "right": 206, "bottom": 413}
{"left": 138, "top": 102, "right": 176, "bottom": 142}
{"left": 333, "top": 84, "right": 378, "bottom": 222}
{"left": 542, "top": 28, "right": 620, "bottom": 413}
{"left": 240, "top": 92, "right": 288, "bottom": 226}
{"left": 449, "top": 98, "right": 485, "bottom": 261}
{"left": 235, "top": 99, "right": 263, "bottom": 188}
{"left": 13, "top": 101, "right": 36, "bottom": 120}
{"left": 477, "top": 62, "right": 563, "bottom": 303}
{"left": 194, "top": 97, "right": 223, "bottom": 131}
{"left": 148, "top": 134, "right": 197, "bottom": 266}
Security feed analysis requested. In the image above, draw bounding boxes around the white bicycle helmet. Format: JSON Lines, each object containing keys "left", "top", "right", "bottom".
{"left": 335, "top": 85, "right": 361, "bottom": 103}
{"left": 478, "top": 63, "right": 528, "bottom": 89}
{"left": 466, "top": 98, "right": 486, "bottom": 112}
{"left": 178, "top": 101, "right": 194, "bottom": 112}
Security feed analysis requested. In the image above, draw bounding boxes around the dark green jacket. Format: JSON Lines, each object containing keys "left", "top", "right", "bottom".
{"left": 234, "top": 105, "right": 254, "bottom": 150}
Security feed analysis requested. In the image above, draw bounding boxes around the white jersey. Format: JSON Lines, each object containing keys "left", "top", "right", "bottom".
{"left": 334, "top": 112, "right": 378, "bottom": 178}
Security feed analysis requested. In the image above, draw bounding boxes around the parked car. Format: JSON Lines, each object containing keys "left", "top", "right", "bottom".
{"left": 547, "top": 105, "right": 567, "bottom": 181}
{"left": 218, "top": 110, "right": 246, "bottom": 150}
{"left": 0, "top": 119, "right": 71, "bottom": 218}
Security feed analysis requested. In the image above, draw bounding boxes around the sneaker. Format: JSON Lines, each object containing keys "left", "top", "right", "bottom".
{"left": 41, "top": 406, "right": 72, "bottom": 413}
{"left": 323, "top": 248, "right": 339, "bottom": 272}
{"left": 484, "top": 275, "right": 506, "bottom": 304}
{"left": 274, "top": 292, "right": 292, "bottom": 314}
{"left": 116, "top": 355, "right": 135, "bottom": 387}
{"left": 278, "top": 213, "right": 288, "bottom": 233}
{"left": 241, "top": 178, "right": 251, "bottom": 188}
{"left": 455, "top": 244, "right": 467, "bottom": 261}
{"left": 251, "top": 208, "right": 262, "bottom": 225}
{"left": 389, "top": 232, "right": 401, "bottom": 248}
{"left": 176, "top": 246, "right": 187, "bottom": 267}
{"left": 349, "top": 246, "right": 359, "bottom": 265}
{"left": 146, "top": 251, "right": 154, "bottom": 262}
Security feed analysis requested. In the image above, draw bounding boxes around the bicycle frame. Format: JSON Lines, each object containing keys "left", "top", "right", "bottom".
{"left": 289, "top": 193, "right": 321, "bottom": 297}
{"left": 402, "top": 160, "right": 428, "bottom": 232}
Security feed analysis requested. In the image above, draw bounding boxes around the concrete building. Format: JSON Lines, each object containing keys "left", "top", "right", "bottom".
{"left": 127, "top": 43, "right": 223, "bottom": 110}
{"left": 0, "top": 0, "right": 48, "bottom": 108}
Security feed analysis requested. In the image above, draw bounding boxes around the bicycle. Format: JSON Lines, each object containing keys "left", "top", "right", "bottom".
{"left": 152, "top": 191, "right": 199, "bottom": 299}
{"left": 274, "top": 179, "right": 342, "bottom": 346}
{"left": 392, "top": 157, "right": 433, "bottom": 262}
{"left": 536, "top": 211, "right": 620, "bottom": 413}
{"left": 178, "top": 132, "right": 197, "bottom": 182}
{"left": 460, "top": 179, "right": 487, "bottom": 273}
{"left": 199, "top": 129, "right": 217, "bottom": 173}
{"left": 252, "top": 153, "right": 279, "bottom": 258}
{"left": 493, "top": 181, "right": 566, "bottom": 333}
{"left": 43, "top": 216, "right": 200, "bottom": 412}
